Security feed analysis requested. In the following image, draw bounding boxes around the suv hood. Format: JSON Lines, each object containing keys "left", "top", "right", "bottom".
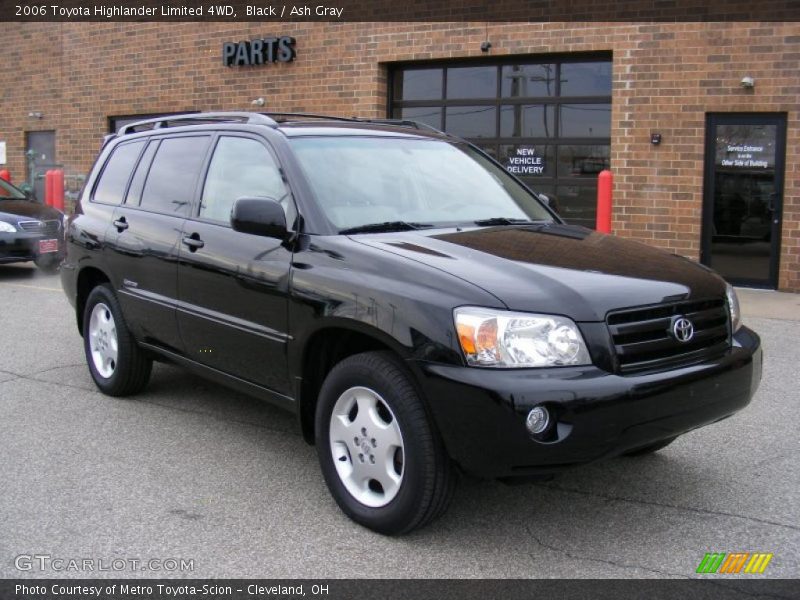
{"left": 351, "top": 223, "right": 727, "bottom": 322}
{"left": 0, "top": 199, "right": 63, "bottom": 222}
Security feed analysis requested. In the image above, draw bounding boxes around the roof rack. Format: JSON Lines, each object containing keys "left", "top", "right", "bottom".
{"left": 118, "top": 112, "right": 278, "bottom": 135}
{"left": 355, "top": 118, "right": 447, "bottom": 135}
{"left": 265, "top": 113, "right": 449, "bottom": 136}
{"left": 265, "top": 112, "right": 360, "bottom": 123}
{"left": 116, "top": 111, "right": 450, "bottom": 138}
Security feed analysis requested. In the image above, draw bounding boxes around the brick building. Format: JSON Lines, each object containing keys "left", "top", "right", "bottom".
{"left": 0, "top": 21, "right": 797, "bottom": 290}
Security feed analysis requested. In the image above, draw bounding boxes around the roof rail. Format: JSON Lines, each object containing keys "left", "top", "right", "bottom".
{"left": 266, "top": 112, "right": 450, "bottom": 137}
{"left": 265, "top": 112, "right": 360, "bottom": 123}
{"left": 354, "top": 118, "right": 448, "bottom": 136}
{"left": 118, "top": 112, "right": 277, "bottom": 136}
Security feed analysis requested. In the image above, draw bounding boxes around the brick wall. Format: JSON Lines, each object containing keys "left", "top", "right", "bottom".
{"left": 0, "top": 21, "right": 797, "bottom": 290}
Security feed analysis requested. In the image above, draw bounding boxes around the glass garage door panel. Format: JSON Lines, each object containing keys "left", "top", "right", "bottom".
{"left": 393, "top": 69, "right": 443, "bottom": 101}
{"left": 391, "top": 58, "right": 612, "bottom": 229}
{"left": 394, "top": 106, "right": 443, "bottom": 130}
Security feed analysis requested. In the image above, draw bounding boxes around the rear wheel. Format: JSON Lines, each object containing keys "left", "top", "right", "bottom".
{"left": 624, "top": 436, "right": 677, "bottom": 457}
{"left": 315, "top": 351, "right": 455, "bottom": 534}
{"left": 83, "top": 284, "right": 152, "bottom": 396}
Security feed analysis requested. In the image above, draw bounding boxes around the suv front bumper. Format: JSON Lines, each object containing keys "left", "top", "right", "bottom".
{"left": 415, "top": 326, "right": 762, "bottom": 478}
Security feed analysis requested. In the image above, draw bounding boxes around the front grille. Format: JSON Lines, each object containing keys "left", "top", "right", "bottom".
{"left": 41, "top": 219, "right": 60, "bottom": 236}
{"left": 607, "top": 298, "right": 730, "bottom": 374}
{"left": 18, "top": 220, "right": 42, "bottom": 232}
{"left": 18, "top": 220, "right": 60, "bottom": 236}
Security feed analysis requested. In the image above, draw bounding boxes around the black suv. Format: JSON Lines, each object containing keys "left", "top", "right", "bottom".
{"left": 62, "top": 112, "right": 762, "bottom": 534}
{"left": 0, "top": 177, "right": 64, "bottom": 272}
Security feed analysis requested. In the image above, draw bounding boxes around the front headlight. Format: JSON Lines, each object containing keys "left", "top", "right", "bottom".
{"left": 726, "top": 284, "right": 742, "bottom": 332}
{"left": 0, "top": 221, "right": 16, "bottom": 233}
{"left": 454, "top": 307, "right": 591, "bottom": 367}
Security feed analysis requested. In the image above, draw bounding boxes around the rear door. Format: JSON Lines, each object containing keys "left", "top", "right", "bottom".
{"left": 176, "top": 133, "right": 295, "bottom": 395}
{"left": 106, "top": 134, "right": 212, "bottom": 352}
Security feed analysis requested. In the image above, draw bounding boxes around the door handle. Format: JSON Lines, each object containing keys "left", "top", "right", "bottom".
{"left": 113, "top": 217, "right": 129, "bottom": 232}
{"left": 182, "top": 233, "right": 205, "bottom": 251}
{"left": 768, "top": 192, "right": 779, "bottom": 214}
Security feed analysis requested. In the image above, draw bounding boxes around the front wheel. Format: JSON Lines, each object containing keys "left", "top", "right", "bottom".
{"left": 315, "top": 351, "right": 455, "bottom": 535}
{"left": 83, "top": 284, "right": 152, "bottom": 396}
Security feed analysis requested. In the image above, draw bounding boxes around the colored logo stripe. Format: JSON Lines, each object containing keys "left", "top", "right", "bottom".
{"left": 744, "top": 553, "right": 774, "bottom": 574}
{"left": 696, "top": 552, "right": 773, "bottom": 574}
{"left": 719, "top": 553, "right": 749, "bottom": 574}
{"left": 697, "top": 553, "right": 726, "bottom": 573}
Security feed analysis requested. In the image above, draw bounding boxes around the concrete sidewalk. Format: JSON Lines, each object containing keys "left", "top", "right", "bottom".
{"left": 736, "top": 287, "right": 800, "bottom": 322}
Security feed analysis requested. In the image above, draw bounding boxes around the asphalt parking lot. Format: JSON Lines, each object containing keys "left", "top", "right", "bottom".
{"left": 0, "top": 263, "right": 798, "bottom": 579}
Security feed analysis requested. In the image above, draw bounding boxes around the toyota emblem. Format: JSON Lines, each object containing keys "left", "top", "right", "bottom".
{"left": 672, "top": 317, "right": 695, "bottom": 343}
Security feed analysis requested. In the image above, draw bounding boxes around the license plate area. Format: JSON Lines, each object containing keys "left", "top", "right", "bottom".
{"left": 38, "top": 239, "right": 59, "bottom": 254}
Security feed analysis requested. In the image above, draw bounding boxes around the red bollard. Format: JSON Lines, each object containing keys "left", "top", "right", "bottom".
{"left": 52, "top": 169, "right": 65, "bottom": 211}
{"left": 45, "top": 170, "right": 55, "bottom": 206}
{"left": 596, "top": 169, "right": 613, "bottom": 234}
{"left": 0, "top": 169, "right": 10, "bottom": 183}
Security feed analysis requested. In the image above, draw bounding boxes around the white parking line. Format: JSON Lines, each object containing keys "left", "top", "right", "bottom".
{"left": 2, "top": 283, "right": 62, "bottom": 292}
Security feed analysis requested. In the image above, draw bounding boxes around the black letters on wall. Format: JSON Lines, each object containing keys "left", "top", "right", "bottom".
{"left": 223, "top": 36, "right": 297, "bottom": 67}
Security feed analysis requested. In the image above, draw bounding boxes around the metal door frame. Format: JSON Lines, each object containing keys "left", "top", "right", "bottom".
{"left": 701, "top": 113, "right": 787, "bottom": 288}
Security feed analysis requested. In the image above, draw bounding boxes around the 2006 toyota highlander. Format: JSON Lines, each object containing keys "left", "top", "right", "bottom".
{"left": 62, "top": 112, "right": 762, "bottom": 534}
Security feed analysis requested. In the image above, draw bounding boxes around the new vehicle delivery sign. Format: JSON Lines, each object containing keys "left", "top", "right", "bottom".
{"left": 505, "top": 147, "right": 545, "bottom": 175}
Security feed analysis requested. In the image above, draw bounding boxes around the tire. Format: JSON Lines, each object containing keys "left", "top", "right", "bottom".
{"left": 623, "top": 436, "right": 677, "bottom": 457}
{"left": 82, "top": 284, "right": 152, "bottom": 396}
{"left": 34, "top": 255, "right": 61, "bottom": 274}
{"left": 315, "top": 351, "right": 455, "bottom": 535}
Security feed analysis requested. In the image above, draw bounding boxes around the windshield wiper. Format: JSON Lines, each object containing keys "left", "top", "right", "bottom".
{"left": 473, "top": 217, "right": 542, "bottom": 226}
{"left": 339, "top": 221, "right": 433, "bottom": 235}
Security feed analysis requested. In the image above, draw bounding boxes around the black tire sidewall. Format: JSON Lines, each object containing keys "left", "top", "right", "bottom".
{"left": 315, "top": 355, "right": 435, "bottom": 534}
{"left": 82, "top": 285, "right": 131, "bottom": 394}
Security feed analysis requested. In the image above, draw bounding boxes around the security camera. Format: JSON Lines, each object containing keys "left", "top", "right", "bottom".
{"left": 740, "top": 76, "right": 755, "bottom": 89}
{"left": 251, "top": 97, "right": 266, "bottom": 107}
{"left": 480, "top": 41, "right": 492, "bottom": 52}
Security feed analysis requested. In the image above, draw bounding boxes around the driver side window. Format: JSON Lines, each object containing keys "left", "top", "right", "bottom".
{"left": 200, "top": 136, "right": 288, "bottom": 224}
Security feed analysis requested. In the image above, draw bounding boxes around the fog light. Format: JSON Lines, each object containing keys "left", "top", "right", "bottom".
{"left": 526, "top": 406, "right": 550, "bottom": 435}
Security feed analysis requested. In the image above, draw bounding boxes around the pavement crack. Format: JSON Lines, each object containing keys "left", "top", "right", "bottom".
{"left": 26, "top": 363, "right": 86, "bottom": 376}
{"left": 537, "top": 483, "right": 800, "bottom": 532}
{"left": 523, "top": 523, "right": 689, "bottom": 578}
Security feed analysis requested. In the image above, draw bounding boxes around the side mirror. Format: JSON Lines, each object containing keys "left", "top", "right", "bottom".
{"left": 538, "top": 193, "right": 551, "bottom": 207}
{"left": 231, "top": 197, "right": 287, "bottom": 239}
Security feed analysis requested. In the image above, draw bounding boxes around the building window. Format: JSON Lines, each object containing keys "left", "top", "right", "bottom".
{"left": 391, "top": 57, "right": 612, "bottom": 228}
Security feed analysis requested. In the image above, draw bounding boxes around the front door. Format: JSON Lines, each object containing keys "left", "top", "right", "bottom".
{"left": 176, "top": 134, "right": 294, "bottom": 395}
{"left": 701, "top": 114, "right": 786, "bottom": 288}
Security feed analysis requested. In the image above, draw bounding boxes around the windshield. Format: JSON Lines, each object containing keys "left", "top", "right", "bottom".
{"left": 289, "top": 136, "right": 554, "bottom": 231}
{"left": 0, "top": 178, "right": 26, "bottom": 200}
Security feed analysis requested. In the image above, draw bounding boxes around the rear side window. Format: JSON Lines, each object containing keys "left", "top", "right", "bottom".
{"left": 140, "top": 136, "right": 210, "bottom": 216}
{"left": 200, "top": 137, "right": 287, "bottom": 223}
{"left": 125, "top": 140, "right": 160, "bottom": 206}
{"left": 92, "top": 141, "right": 145, "bottom": 205}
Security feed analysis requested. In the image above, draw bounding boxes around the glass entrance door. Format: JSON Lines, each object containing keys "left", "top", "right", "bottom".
{"left": 702, "top": 114, "right": 786, "bottom": 288}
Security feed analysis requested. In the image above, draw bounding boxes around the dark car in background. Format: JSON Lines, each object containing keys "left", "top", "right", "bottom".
{"left": 0, "top": 177, "right": 64, "bottom": 272}
{"left": 61, "top": 112, "right": 762, "bottom": 535}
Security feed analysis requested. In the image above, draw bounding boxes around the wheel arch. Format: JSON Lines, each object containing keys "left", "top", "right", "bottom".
{"left": 75, "top": 266, "right": 112, "bottom": 336}
{"left": 295, "top": 320, "right": 424, "bottom": 445}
